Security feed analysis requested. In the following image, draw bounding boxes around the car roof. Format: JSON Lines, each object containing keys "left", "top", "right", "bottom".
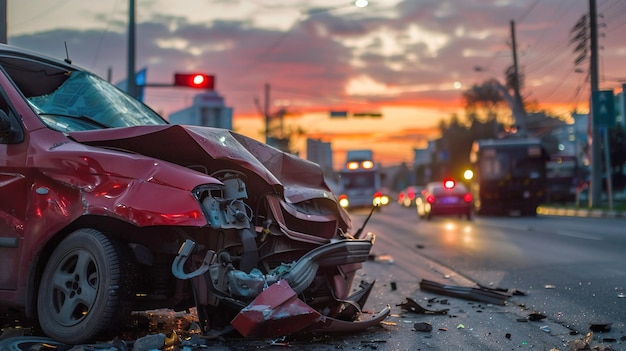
{"left": 0, "top": 43, "right": 79, "bottom": 70}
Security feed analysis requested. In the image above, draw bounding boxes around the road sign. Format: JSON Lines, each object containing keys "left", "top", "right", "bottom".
{"left": 329, "top": 110, "right": 348, "bottom": 118}
{"left": 592, "top": 90, "right": 615, "bottom": 128}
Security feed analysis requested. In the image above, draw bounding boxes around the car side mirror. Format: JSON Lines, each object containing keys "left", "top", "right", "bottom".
{"left": 0, "top": 109, "right": 22, "bottom": 144}
{"left": 0, "top": 109, "right": 10, "bottom": 130}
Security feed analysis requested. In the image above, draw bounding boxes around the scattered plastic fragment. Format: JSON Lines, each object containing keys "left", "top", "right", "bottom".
{"left": 397, "top": 298, "right": 448, "bottom": 315}
{"left": 390, "top": 282, "right": 397, "bottom": 291}
{"left": 589, "top": 322, "right": 612, "bottom": 332}
{"left": 414, "top": 322, "right": 433, "bottom": 332}
{"left": 544, "top": 284, "right": 556, "bottom": 289}
{"left": 505, "top": 333, "right": 511, "bottom": 339}
{"left": 527, "top": 312, "right": 546, "bottom": 321}
{"left": 456, "top": 324, "right": 465, "bottom": 329}
{"left": 540, "top": 325, "right": 551, "bottom": 333}
{"left": 375, "top": 254, "right": 395, "bottom": 264}
{"left": 360, "top": 339, "right": 388, "bottom": 349}
{"left": 419, "top": 279, "right": 509, "bottom": 305}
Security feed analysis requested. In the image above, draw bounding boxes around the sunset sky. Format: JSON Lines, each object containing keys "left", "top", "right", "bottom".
{"left": 6, "top": 0, "right": 626, "bottom": 168}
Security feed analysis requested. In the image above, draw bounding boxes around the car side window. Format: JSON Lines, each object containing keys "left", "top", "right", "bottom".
{"left": 0, "top": 90, "right": 24, "bottom": 144}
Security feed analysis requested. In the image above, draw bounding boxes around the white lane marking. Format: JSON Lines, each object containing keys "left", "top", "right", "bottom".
{"left": 554, "top": 230, "right": 603, "bottom": 240}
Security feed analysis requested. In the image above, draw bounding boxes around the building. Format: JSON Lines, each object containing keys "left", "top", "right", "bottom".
{"left": 306, "top": 138, "right": 333, "bottom": 172}
{"left": 169, "top": 91, "right": 233, "bottom": 129}
{"left": 412, "top": 142, "right": 436, "bottom": 184}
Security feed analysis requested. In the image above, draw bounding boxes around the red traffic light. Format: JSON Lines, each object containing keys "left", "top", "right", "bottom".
{"left": 173, "top": 73, "right": 215, "bottom": 89}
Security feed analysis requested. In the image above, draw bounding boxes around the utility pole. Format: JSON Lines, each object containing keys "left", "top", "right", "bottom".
{"left": 0, "top": 0, "right": 6, "bottom": 44}
{"left": 264, "top": 83, "right": 270, "bottom": 143}
{"left": 127, "top": 0, "right": 137, "bottom": 98}
{"left": 509, "top": 20, "right": 528, "bottom": 136}
{"left": 589, "top": 0, "right": 601, "bottom": 207}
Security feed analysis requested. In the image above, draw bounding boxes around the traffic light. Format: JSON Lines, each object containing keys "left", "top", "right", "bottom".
{"left": 173, "top": 73, "right": 215, "bottom": 89}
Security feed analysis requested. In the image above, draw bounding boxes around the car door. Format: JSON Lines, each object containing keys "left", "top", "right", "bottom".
{"left": 0, "top": 88, "right": 28, "bottom": 291}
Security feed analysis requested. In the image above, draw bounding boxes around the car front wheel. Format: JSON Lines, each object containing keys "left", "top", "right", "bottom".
{"left": 37, "top": 228, "right": 129, "bottom": 344}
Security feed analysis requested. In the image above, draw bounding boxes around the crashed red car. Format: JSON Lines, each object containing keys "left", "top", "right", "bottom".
{"left": 0, "top": 44, "right": 389, "bottom": 345}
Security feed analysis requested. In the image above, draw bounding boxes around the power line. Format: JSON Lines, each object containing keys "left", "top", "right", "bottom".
{"left": 91, "top": 0, "right": 123, "bottom": 68}
{"left": 517, "top": 0, "right": 542, "bottom": 22}
{"left": 9, "top": 0, "right": 72, "bottom": 31}
{"left": 522, "top": 0, "right": 580, "bottom": 73}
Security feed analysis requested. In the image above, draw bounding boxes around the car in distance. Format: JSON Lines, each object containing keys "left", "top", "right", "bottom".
{"left": 0, "top": 44, "right": 385, "bottom": 344}
{"left": 397, "top": 185, "right": 423, "bottom": 207}
{"left": 416, "top": 179, "right": 473, "bottom": 220}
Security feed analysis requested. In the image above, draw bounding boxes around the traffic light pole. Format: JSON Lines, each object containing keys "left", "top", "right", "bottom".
{"left": 127, "top": 0, "right": 137, "bottom": 99}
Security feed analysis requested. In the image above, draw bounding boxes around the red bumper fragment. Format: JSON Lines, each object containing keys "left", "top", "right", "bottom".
{"left": 231, "top": 280, "right": 322, "bottom": 338}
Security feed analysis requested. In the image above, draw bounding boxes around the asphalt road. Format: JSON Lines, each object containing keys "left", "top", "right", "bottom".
{"left": 2, "top": 204, "right": 625, "bottom": 350}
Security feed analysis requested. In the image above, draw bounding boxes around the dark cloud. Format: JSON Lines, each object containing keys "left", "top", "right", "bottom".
{"left": 7, "top": 0, "right": 626, "bottom": 124}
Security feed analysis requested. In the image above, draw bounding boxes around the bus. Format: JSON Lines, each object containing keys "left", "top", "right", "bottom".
{"left": 469, "top": 137, "right": 548, "bottom": 216}
{"left": 337, "top": 149, "right": 382, "bottom": 210}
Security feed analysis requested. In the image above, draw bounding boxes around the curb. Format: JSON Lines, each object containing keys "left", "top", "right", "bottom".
{"left": 537, "top": 206, "right": 626, "bottom": 218}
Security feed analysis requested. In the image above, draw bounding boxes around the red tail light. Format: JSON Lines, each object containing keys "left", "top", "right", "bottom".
{"left": 426, "top": 195, "right": 435, "bottom": 204}
{"left": 463, "top": 193, "right": 473, "bottom": 203}
{"left": 443, "top": 177, "right": 455, "bottom": 189}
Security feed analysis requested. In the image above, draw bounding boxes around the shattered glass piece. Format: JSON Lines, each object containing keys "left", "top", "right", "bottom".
{"left": 132, "top": 333, "right": 166, "bottom": 351}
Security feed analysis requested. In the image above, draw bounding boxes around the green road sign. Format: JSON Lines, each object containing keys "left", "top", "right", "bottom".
{"left": 592, "top": 90, "right": 616, "bottom": 128}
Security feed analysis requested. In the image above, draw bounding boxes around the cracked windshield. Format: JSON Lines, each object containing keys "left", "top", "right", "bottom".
{"left": 1, "top": 1, "right": 625, "bottom": 350}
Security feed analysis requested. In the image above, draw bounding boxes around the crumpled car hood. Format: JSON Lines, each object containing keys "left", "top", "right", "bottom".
{"left": 68, "top": 124, "right": 351, "bottom": 226}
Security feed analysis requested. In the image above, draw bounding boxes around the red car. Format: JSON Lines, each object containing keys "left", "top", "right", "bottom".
{"left": 416, "top": 179, "right": 473, "bottom": 220}
{"left": 0, "top": 44, "right": 388, "bottom": 344}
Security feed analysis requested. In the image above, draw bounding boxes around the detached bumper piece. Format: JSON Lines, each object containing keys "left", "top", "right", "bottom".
{"left": 231, "top": 279, "right": 391, "bottom": 338}
{"left": 231, "top": 280, "right": 322, "bottom": 338}
{"left": 419, "top": 279, "right": 510, "bottom": 305}
{"left": 173, "top": 235, "right": 388, "bottom": 339}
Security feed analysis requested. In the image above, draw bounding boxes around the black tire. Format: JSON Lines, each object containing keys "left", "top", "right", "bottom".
{"left": 37, "top": 228, "right": 129, "bottom": 344}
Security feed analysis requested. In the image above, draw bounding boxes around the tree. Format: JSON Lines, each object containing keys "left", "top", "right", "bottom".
{"left": 462, "top": 82, "right": 505, "bottom": 122}
{"left": 431, "top": 114, "right": 476, "bottom": 181}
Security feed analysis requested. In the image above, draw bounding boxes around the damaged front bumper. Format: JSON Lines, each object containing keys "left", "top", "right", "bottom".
{"left": 172, "top": 233, "right": 389, "bottom": 338}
